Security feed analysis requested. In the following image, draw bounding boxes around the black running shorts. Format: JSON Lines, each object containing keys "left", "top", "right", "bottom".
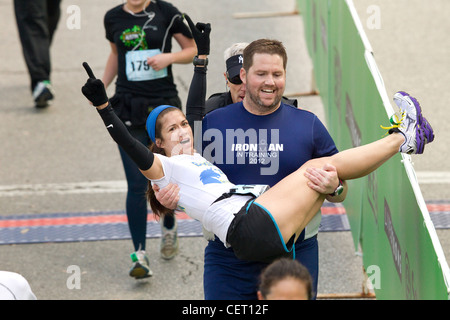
{"left": 226, "top": 199, "right": 303, "bottom": 263}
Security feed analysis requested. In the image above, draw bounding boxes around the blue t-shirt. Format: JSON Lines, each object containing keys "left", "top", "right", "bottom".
{"left": 201, "top": 101, "right": 339, "bottom": 300}
{"left": 202, "top": 102, "right": 338, "bottom": 186}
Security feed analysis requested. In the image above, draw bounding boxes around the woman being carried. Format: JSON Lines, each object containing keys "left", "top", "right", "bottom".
{"left": 81, "top": 60, "right": 434, "bottom": 263}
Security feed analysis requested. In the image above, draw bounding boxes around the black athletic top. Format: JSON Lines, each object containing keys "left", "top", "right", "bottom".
{"left": 104, "top": 1, "right": 192, "bottom": 98}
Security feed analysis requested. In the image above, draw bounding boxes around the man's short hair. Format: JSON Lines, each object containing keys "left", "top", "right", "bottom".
{"left": 243, "top": 39, "right": 288, "bottom": 71}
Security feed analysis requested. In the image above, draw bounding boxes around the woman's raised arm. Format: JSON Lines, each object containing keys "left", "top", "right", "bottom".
{"left": 81, "top": 62, "right": 164, "bottom": 180}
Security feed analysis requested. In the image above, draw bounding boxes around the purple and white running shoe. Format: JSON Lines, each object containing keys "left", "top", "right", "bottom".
{"left": 395, "top": 91, "right": 435, "bottom": 144}
{"left": 392, "top": 91, "right": 434, "bottom": 154}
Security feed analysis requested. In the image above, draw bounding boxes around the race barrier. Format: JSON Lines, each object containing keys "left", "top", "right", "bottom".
{"left": 296, "top": 0, "right": 450, "bottom": 299}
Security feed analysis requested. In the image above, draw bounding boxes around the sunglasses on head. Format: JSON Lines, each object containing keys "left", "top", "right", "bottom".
{"left": 227, "top": 75, "right": 242, "bottom": 85}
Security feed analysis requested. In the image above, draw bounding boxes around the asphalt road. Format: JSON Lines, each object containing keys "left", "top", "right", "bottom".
{"left": 0, "top": 0, "right": 448, "bottom": 301}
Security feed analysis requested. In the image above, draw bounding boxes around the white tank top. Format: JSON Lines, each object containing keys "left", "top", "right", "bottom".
{"left": 151, "top": 153, "right": 250, "bottom": 245}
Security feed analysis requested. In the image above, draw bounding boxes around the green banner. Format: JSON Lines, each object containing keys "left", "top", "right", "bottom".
{"left": 297, "top": 0, "right": 450, "bottom": 299}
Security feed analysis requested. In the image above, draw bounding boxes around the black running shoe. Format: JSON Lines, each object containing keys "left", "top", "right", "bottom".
{"left": 33, "top": 80, "right": 54, "bottom": 108}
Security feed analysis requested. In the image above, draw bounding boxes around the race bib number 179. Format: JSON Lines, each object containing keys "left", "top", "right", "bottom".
{"left": 125, "top": 49, "right": 167, "bottom": 81}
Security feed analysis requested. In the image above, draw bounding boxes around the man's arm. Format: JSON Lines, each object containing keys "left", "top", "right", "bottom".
{"left": 152, "top": 183, "right": 180, "bottom": 210}
{"left": 304, "top": 163, "right": 347, "bottom": 203}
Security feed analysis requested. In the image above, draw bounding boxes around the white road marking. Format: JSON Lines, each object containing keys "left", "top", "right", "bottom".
{"left": 416, "top": 171, "right": 450, "bottom": 184}
{"left": 0, "top": 181, "right": 127, "bottom": 197}
{"left": 0, "top": 171, "right": 448, "bottom": 197}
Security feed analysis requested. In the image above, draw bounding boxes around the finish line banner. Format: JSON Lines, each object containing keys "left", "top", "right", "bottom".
{"left": 297, "top": 0, "right": 450, "bottom": 299}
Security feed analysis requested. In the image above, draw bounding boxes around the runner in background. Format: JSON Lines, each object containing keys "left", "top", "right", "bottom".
{"left": 101, "top": 0, "right": 196, "bottom": 279}
{"left": 13, "top": 0, "right": 61, "bottom": 108}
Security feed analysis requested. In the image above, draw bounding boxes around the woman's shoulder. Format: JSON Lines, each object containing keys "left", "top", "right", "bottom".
{"left": 104, "top": 4, "right": 124, "bottom": 22}
{"left": 155, "top": 0, "right": 181, "bottom": 14}
{"left": 156, "top": 0, "right": 178, "bottom": 9}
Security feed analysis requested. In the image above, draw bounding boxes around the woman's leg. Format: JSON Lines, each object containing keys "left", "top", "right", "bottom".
{"left": 323, "top": 132, "right": 404, "bottom": 180}
{"left": 255, "top": 133, "right": 405, "bottom": 244}
{"left": 119, "top": 127, "right": 150, "bottom": 251}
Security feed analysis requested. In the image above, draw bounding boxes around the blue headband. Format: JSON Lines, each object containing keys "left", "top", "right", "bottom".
{"left": 146, "top": 105, "right": 178, "bottom": 143}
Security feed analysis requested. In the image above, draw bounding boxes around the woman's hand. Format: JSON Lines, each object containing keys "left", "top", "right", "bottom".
{"left": 183, "top": 14, "right": 211, "bottom": 56}
{"left": 147, "top": 53, "right": 173, "bottom": 71}
{"left": 81, "top": 62, "right": 109, "bottom": 108}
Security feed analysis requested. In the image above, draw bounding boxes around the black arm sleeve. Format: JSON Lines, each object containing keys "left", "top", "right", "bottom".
{"left": 97, "top": 104, "right": 155, "bottom": 171}
{"left": 185, "top": 66, "right": 207, "bottom": 134}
